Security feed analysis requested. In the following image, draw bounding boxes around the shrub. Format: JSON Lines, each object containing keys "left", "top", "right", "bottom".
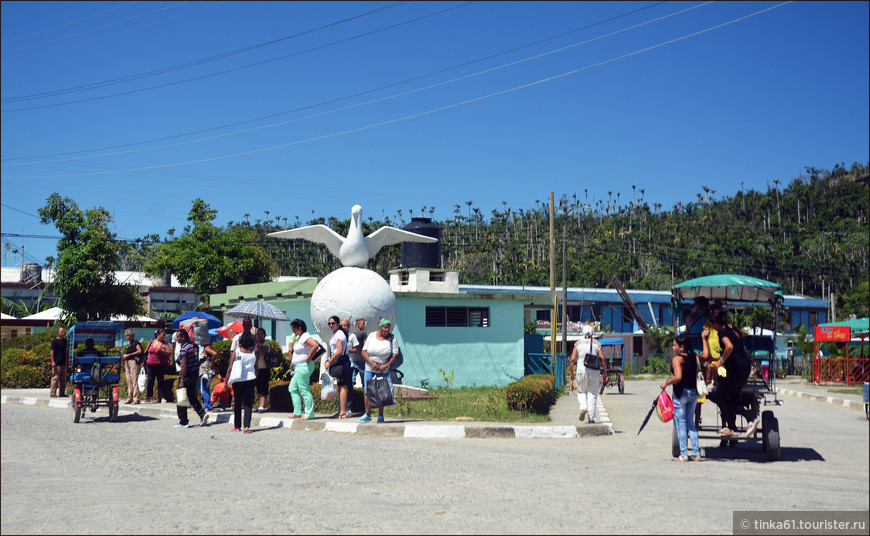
{"left": 212, "top": 340, "right": 232, "bottom": 376}
{"left": 644, "top": 355, "right": 670, "bottom": 375}
{"left": 504, "top": 374, "right": 557, "bottom": 414}
{"left": 1, "top": 347, "right": 52, "bottom": 388}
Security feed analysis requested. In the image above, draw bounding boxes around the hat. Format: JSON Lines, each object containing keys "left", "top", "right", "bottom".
{"left": 582, "top": 325, "right": 594, "bottom": 338}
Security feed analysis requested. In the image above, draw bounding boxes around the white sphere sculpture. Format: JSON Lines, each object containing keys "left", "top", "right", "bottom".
{"left": 310, "top": 267, "right": 396, "bottom": 343}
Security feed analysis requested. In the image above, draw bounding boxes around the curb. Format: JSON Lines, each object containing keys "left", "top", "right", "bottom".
{"left": 775, "top": 388, "right": 864, "bottom": 412}
{"left": 0, "top": 395, "right": 615, "bottom": 439}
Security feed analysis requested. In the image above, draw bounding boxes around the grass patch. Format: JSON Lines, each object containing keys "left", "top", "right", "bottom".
{"left": 383, "top": 386, "right": 553, "bottom": 423}
{"left": 826, "top": 387, "right": 864, "bottom": 395}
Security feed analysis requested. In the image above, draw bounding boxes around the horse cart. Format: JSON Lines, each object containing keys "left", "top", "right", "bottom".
{"left": 68, "top": 321, "right": 124, "bottom": 423}
{"left": 671, "top": 275, "right": 784, "bottom": 461}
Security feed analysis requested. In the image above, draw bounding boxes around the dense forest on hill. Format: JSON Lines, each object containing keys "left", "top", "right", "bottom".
{"left": 124, "top": 162, "right": 868, "bottom": 319}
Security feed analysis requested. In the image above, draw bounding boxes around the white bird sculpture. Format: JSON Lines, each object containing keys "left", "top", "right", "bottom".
{"left": 267, "top": 205, "right": 438, "bottom": 268}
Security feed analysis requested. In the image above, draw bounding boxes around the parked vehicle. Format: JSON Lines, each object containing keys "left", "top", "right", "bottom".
{"left": 68, "top": 321, "right": 124, "bottom": 423}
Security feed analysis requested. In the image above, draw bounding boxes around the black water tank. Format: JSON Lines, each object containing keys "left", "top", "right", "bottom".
{"left": 401, "top": 218, "right": 441, "bottom": 268}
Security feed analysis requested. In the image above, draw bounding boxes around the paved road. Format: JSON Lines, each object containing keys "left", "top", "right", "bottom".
{"left": 2, "top": 380, "right": 867, "bottom": 534}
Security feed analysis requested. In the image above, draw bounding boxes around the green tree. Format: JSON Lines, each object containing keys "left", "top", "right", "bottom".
{"left": 38, "top": 194, "right": 142, "bottom": 322}
{"left": 144, "top": 199, "right": 278, "bottom": 298}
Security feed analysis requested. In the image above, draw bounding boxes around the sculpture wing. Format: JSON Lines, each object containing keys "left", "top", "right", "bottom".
{"left": 365, "top": 226, "right": 438, "bottom": 259}
{"left": 267, "top": 225, "right": 345, "bottom": 258}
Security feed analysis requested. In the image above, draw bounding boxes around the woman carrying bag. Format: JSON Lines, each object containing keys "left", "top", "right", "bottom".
{"left": 121, "top": 328, "right": 144, "bottom": 404}
{"left": 144, "top": 329, "right": 172, "bottom": 404}
{"left": 569, "top": 325, "right": 607, "bottom": 424}
{"left": 660, "top": 334, "right": 702, "bottom": 461}
{"left": 288, "top": 319, "right": 320, "bottom": 420}
{"left": 359, "top": 318, "right": 399, "bottom": 424}
{"left": 226, "top": 331, "right": 258, "bottom": 434}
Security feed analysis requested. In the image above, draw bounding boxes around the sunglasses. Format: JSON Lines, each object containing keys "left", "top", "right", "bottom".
{"left": 328, "top": 322, "right": 336, "bottom": 326}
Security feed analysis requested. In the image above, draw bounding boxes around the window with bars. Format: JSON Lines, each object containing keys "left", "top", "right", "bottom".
{"left": 425, "top": 306, "right": 489, "bottom": 327}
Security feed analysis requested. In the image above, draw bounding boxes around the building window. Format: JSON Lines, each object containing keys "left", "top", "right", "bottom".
{"left": 425, "top": 306, "right": 489, "bottom": 327}
{"left": 429, "top": 271, "right": 445, "bottom": 282}
{"left": 399, "top": 271, "right": 410, "bottom": 285}
{"left": 809, "top": 311, "right": 817, "bottom": 326}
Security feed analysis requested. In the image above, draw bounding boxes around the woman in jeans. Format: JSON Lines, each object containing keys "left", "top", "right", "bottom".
{"left": 661, "top": 334, "right": 702, "bottom": 461}
{"left": 324, "top": 315, "right": 351, "bottom": 418}
{"left": 359, "top": 318, "right": 399, "bottom": 423}
{"left": 144, "top": 329, "right": 172, "bottom": 403}
{"left": 226, "top": 331, "right": 257, "bottom": 433}
{"left": 288, "top": 319, "right": 320, "bottom": 420}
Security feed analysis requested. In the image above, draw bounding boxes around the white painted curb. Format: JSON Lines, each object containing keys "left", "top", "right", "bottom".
{"left": 404, "top": 424, "right": 466, "bottom": 438}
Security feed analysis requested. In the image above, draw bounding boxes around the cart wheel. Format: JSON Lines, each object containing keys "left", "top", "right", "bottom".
{"left": 73, "top": 400, "right": 81, "bottom": 423}
{"left": 761, "top": 410, "right": 774, "bottom": 453}
{"left": 764, "top": 417, "right": 780, "bottom": 461}
{"left": 618, "top": 378, "right": 624, "bottom": 394}
{"left": 671, "top": 426, "right": 680, "bottom": 458}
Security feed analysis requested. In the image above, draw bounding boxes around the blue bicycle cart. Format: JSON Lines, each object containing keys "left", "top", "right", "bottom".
{"left": 68, "top": 321, "right": 125, "bottom": 423}
{"left": 598, "top": 338, "right": 626, "bottom": 394}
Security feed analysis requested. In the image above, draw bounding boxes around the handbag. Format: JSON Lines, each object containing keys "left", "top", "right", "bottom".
{"left": 695, "top": 355, "right": 708, "bottom": 397}
{"left": 328, "top": 362, "right": 344, "bottom": 378}
{"left": 136, "top": 341, "right": 149, "bottom": 366}
{"left": 137, "top": 367, "right": 147, "bottom": 392}
{"left": 176, "top": 387, "right": 189, "bottom": 407}
{"left": 583, "top": 353, "right": 601, "bottom": 370}
{"left": 320, "top": 373, "right": 337, "bottom": 400}
{"left": 312, "top": 343, "right": 326, "bottom": 361}
{"left": 227, "top": 358, "right": 243, "bottom": 385}
{"left": 366, "top": 375, "right": 395, "bottom": 408}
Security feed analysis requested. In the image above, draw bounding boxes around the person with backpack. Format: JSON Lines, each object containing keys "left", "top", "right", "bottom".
{"left": 661, "top": 334, "right": 702, "bottom": 462}
{"left": 122, "top": 328, "right": 144, "bottom": 404}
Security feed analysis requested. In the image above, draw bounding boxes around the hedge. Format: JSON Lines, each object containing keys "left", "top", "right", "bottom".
{"left": 504, "top": 374, "right": 558, "bottom": 414}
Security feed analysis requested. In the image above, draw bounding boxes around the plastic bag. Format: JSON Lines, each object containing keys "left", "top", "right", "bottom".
{"left": 320, "top": 373, "right": 337, "bottom": 400}
{"left": 138, "top": 367, "right": 147, "bottom": 392}
{"left": 176, "top": 387, "right": 189, "bottom": 407}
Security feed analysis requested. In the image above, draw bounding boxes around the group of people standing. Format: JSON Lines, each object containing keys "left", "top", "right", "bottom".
{"left": 662, "top": 296, "right": 759, "bottom": 461}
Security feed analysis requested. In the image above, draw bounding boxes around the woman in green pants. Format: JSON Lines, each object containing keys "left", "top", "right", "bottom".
{"left": 288, "top": 319, "right": 320, "bottom": 420}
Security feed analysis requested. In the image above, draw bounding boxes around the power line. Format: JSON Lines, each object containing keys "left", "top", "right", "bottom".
{"left": 1, "top": 2, "right": 474, "bottom": 113}
{"left": 3, "top": 1, "right": 794, "bottom": 180}
{"left": 2, "top": 1, "right": 407, "bottom": 102}
{"left": 4, "top": 1, "right": 690, "bottom": 167}
{"left": 1, "top": 2, "right": 216, "bottom": 66}
{"left": 2, "top": 1, "right": 668, "bottom": 163}
{"left": 0, "top": 1, "right": 137, "bottom": 46}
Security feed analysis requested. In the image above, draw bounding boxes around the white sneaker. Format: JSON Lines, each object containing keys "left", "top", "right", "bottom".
{"left": 744, "top": 418, "right": 759, "bottom": 438}
{"left": 173, "top": 423, "right": 188, "bottom": 428}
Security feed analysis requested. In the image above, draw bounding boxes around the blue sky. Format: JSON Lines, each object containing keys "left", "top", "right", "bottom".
{"left": 2, "top": 1, "right": 868, "bottom": 269}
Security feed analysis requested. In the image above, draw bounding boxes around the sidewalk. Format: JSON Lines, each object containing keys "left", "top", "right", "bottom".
{"left": 0, "top": 386, "right": 613, "bottom": 439}
{"left": 3, "top": 378, "right": 864, "bottom": 438}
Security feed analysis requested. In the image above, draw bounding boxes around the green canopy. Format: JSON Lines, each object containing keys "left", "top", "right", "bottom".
{"left": 672, "top": 274, "right": 783, "bottom": 305}
{"left": 817, "top": 317, "right": 869, "bottom": 336}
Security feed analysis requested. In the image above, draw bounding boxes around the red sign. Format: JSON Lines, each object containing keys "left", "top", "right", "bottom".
{"left": 814, "top": 325, "right": 850, "bottom": 342}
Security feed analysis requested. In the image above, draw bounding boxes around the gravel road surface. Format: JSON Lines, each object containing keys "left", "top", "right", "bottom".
{"left": 2, "top": 380, "right": 867, "bottom": 534}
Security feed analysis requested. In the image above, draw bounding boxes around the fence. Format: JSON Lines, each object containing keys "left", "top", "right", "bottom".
{"left": 525, "top": 353, "right": 568, "bottom": 390}
{"left": 812, "top": 357, "right": 869, "bottom": 385}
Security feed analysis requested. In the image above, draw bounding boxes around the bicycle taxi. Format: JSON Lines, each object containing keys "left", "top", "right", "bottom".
{"left": 68, "top": 321, "right": 125, "bottom": 423}
{"left": 671, "top": 274, "right": 784, "bottom": 460}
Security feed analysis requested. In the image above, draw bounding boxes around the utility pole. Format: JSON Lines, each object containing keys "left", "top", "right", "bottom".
{"left": 561, "top": 202, "right": 568, "bottom": 357}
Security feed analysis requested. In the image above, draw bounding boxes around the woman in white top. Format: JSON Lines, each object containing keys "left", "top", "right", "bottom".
{"left": 288, "top": 319, "right": 320, "bottom": 420}
{"left": 226, "top": 331, "right": 258, "bottom": 433}
{"left": 359, "top": 318, "right": 399, "bottom": 423}
{"left": 569, "top": 325, "right": 607, "bottom": 423}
